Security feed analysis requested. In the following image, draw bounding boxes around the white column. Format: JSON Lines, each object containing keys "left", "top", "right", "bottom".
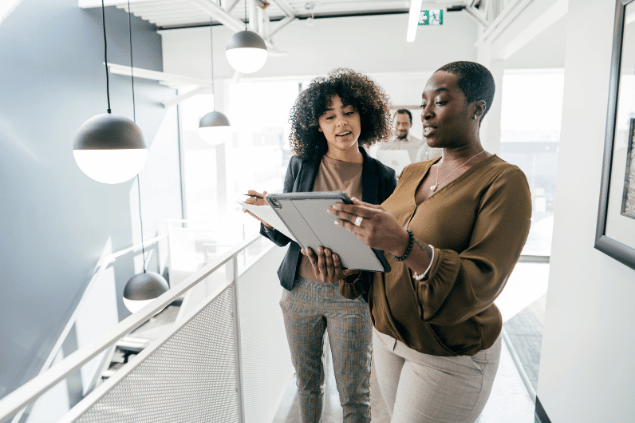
{"left": 477, "top": 44, "right": 504, "bottom": 155}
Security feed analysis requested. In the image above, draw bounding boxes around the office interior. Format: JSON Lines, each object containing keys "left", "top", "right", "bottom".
{"left": 0, "top": 0, "right": 633, "bottom": 422}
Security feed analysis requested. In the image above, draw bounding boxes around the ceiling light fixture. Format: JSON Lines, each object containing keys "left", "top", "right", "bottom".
{"left": 199, "top": 18, "right": 231, "bottom": 145}
{"left": 225, "top": 0, "right": 268, "bottom": 74}
{"left": 120, "top": 0, "right": 169, "bottom": 313}
{"left": 406, "top": 0, "right": 423, "bottom": 42}
{"left": 73, "top": 0, "right": 148, "bottom": 185}
{"left": 305, "top": 2, "right": 315, "bottom": 26}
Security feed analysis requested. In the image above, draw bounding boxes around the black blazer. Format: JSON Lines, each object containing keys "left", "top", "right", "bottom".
{"left": 261, "top": 147, "right": 397, "bottom": 291}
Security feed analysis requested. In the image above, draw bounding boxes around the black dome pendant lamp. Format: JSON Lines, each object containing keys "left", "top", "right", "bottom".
{"left": 73, "top": 0, "right": 147, "bottom": 185}
{"left": 225, "top": 0, "right": 267, "bottom": 74}
{"left": 119, "top": 0, "right": 168, "bottom": 313}
{"left": 199, "top": 18, "right": 231, "bottom": 145}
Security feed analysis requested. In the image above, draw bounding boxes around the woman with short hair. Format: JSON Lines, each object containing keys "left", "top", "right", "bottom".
{"left": 316, "top": 61, "right": 532, "bottom": 422}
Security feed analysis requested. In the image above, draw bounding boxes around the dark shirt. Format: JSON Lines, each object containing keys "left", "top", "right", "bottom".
{"left": 261, "top": 147, "right": 397, "bottom": 291}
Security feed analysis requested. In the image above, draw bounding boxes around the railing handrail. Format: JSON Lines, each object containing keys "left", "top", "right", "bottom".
{"left": 35, "top": 235, "right": 166, "bottom": 379}
{"left": 0, "top": 233, "right": 262, "bottom": 423}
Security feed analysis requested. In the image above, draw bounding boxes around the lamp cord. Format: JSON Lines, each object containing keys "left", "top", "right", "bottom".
{"left": 244, "top": 0, "right": 247, "bottom": 30}
{"left": 136, "top": 175, "right": 146, "bottom": 273}
{"left": 127, "top": 0, "right": 145, "bottom": 273}
{"left": 101, "top": 0, "right": 111, "bottom": 113}
{"left": 210, "top": 19, "right": 215, "bottom": 99}
{"left": 128, "top": 0, "right": 136, "bottom": 122}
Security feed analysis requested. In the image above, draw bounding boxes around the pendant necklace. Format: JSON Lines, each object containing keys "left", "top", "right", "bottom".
{"left": 430, "top": 150, "right": 486, "bottom": 192}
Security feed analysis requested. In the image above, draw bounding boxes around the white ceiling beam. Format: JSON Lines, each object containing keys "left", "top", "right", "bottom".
{"left": 269, "top": 0, "right": 296, "bottom": 17}
{"left": 153, "top": 16, "right": 213, "bottom": 26}
{"left": 136, "top": 11, "right": 204, "bottom": 19}
{"left": 493, "top": 0, "right": 567, "bottom": 60}
{"left": 79, "top": 0, "right": 154, "bottom": 8}
{"left": 163, "top": 86, "right": 212, "bottom": 108}
{"left": 464, "top": 5, "right": 489, "bottom": 28}
{"left": 266, "top": 15, "right": 296, "bottom": 40}
{"left": 188, "top": 0, "right": 246, "bottom": 32}
{"left": 225, "top": 0, "right": 241, "bottom": 12}
{"left": 126, "top": 4, "right": 199, "bottom": 12}
{"left": 106, "top": 63, "right": 212, "bottom": 88}
{"left": 475, "top": 0, "right": 531, "bottom": 46}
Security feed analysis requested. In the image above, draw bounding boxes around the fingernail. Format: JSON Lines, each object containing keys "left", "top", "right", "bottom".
{"left": 334, "top": 220, "right": 340, "bottom": 225}
{"left": 351, "top": 197, "right": 358, "bottom": 201}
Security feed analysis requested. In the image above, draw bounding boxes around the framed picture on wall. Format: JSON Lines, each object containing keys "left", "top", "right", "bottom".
{"left": 595, "top": 0, "right": 635, "bottom": 270}
{"left": 622, "top": 118, "right": 635, "bottom": 219}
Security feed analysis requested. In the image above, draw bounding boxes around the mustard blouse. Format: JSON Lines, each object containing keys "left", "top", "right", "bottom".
{"left": 340, "top": 155, "right": 532, "bottom": 356}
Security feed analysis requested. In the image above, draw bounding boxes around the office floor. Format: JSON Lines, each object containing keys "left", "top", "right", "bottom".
{"left": 271, "top": 262, "right": 549, "bottom": 423}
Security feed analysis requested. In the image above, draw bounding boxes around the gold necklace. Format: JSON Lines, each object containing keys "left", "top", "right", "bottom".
{"left": 430, "top": 151, "right": 486, "bottom": 191}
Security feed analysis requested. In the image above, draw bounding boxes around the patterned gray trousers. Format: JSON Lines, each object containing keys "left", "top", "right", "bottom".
{"left": 280, "top": 275, "right": 373, "bottom": 423}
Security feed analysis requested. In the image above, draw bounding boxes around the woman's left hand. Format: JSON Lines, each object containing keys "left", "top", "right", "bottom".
{"left": 328, "top": 197, "right": 410, "bottom": 257}
{"left": 304, "top": 247, "right": 358, "bottom": 284}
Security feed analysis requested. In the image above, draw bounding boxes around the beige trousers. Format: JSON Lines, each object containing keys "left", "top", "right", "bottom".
{"left": 372, "top": 329, "right": 502, "bottom": 423}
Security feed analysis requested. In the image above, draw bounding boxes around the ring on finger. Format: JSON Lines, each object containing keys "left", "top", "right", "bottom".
{"left": 354, "top": 216, "right": 363, "bottom": 227}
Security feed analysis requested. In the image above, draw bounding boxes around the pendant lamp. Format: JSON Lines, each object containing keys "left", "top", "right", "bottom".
{"left": 199, "top": 19, "right": 231, "bottom": 145}
{"left": 225, "top": 0, "right": 267, "bottom": 74}
{"left": 120, "top": 0, "right": 169, "bottom": 313}
{"left": 123, "top": 271, "right": 169, "bottom": 313}
{"left": 73, "top": 0, "right": 147, "bottom": 185}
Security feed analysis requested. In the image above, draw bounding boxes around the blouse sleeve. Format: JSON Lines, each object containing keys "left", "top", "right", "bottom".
{"left": 259, "top": 158, "right": 298, "bottom": 247}
{"left": 414, "top": 167, "right": 532, "bottom": 326}
{"left": 339, "top": 271, "right": 373, "bottom": 300}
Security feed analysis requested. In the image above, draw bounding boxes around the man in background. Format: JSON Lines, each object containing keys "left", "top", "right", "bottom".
{"left": 371, "top": 109, "right": 442, "bottom": 162}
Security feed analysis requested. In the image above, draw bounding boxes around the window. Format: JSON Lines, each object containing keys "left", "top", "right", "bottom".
{"left": 499, "top": 69, "right": 565, "bottom": 257}
{"left": 177, "top": 79, "right": 309, "bottom": 233}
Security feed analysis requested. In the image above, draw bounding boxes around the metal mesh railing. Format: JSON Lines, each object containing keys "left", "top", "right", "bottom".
{"left": 70, "top": 287, "right": 240, "bottom": 423}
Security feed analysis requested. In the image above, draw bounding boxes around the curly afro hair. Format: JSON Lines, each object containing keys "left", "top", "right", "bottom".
{"left": 288, "top": 68, "right": 392, "bottom": 162}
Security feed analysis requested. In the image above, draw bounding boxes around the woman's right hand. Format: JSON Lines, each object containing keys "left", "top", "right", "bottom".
{"left": 243, "top": 190, "right": 274, "bottom": 229}
{"left": 327, "top": 197, "right": 410, "bottom": 258}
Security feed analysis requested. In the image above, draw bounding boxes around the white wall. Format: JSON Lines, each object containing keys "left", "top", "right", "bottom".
{"left": 537, "top": 1, "right": 635, "bottom": 422}
{"left": 503, "top": 14, "right": 567, "bottom": 69}
{"left": 160, "top": 12, "right": 476, "bottom": 82}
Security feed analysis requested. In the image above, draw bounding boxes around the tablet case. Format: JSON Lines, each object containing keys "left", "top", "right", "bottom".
{"left": 265, "top": 191, "right": 391, "bottom": 272}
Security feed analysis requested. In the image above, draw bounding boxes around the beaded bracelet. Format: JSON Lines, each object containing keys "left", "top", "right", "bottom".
{"left": 394, "top": 229, "right": 414, "bottom": 261}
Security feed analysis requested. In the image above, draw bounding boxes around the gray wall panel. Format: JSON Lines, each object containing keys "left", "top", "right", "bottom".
{"left": 0, "top": 0, "right": 181, "bottom": 399}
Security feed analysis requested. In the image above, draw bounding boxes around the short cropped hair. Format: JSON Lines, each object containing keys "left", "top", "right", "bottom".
{"left": 395, "top": 109, "right": 412, "bottom": 124}
{"left": 288, "top": 68, "right": 392, "bottom": 162}
{"left": 436, "top": 61, "right": 495, "bottom": 120}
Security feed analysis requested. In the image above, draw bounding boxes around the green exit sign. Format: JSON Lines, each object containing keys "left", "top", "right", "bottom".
{"left": 419, "top": 9, "right": 444, "bottom": 25}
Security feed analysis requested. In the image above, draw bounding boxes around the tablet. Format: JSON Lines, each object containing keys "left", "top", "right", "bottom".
{"left": 265, "top": 191, "right": 390, "bottom": 272}
{"left": 376, "top": 150, "right": 411, "bottom": 175}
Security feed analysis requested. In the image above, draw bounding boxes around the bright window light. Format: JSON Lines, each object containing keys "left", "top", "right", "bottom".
{"left": 0, "top": 0, "right": 21, "bottom": 25}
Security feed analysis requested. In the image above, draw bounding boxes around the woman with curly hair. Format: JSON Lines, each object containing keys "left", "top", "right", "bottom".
{"left": 245, "top": 68, "right": 397, "bottom": 422}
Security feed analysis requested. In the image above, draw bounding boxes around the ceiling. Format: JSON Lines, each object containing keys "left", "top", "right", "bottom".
{"left": 92, "top": 0, "right": 471, "bottom": 31}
